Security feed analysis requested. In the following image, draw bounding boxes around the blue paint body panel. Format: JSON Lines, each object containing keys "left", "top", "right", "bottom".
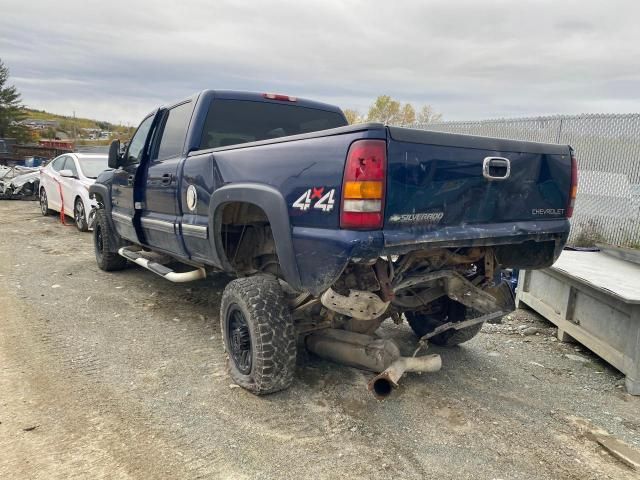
{"left": 96, "top": 90, "right": 572, "bottom": 295}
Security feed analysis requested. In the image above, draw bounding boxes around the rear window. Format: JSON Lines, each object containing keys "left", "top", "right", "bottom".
{"left": 157, "top": 102, "right": 193, "bottom": 159}
{"left": 199, "top": 99, "right": 347, "bottom": 149}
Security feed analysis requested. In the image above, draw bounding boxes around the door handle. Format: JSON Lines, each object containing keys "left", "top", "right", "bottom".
{"left": 482, "top": 157, "right": 511, "bottom": 181}
{"left": 161, "top": 173, "right": 174, "bottom": 185}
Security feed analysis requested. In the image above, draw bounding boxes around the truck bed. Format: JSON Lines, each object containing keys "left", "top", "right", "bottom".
{"left": 192, "top": 123, "right": 572, "bottom": 293}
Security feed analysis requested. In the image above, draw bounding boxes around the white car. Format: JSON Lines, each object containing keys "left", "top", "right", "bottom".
{"left": 39, "top": 153, "right": 109, "bottom": 231}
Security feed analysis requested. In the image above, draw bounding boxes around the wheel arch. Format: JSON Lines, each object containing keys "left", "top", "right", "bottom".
{"left": 88, "top": 183, "right": 112, "bottom": 211}
{"left": 209, "top": 183, "right": 302, "bottom": 291}
{"left": 88, "top": 182, "right": 120, "bottom": 245}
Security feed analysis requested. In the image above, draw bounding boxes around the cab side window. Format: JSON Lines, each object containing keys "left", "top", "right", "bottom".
{"left": 156, "top": 102, "right": 192, "bottom": 160}
{"left": 51, "top": 155, "right": 66, "bottom": 171}
{"left": 126, "top": 115, "right": 154, "bottom": 165}
{"left": 63, "top": 157, "right": 78, "bottom": 177}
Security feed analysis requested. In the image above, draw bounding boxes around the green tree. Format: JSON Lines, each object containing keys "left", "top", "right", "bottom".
{"left": 398, "top": 103, "right": 416, "bottom": 126}
{"left": 417, "top": 105, "right": 443, "bottom": 124}
{"left": 366, "top": 95, "right": 401, "bottom": 124}
{"left": 343, "top": 108, "right": 362, "bottom": 125}
{"left": 0, "top": 59, "right": 29, "bottom": 141}
{"left": 365, "top": 95, "right": 442, "bottom": 126}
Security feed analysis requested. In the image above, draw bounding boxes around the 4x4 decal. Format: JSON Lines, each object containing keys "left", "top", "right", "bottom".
{"left": 292, "top": 187, "right": 336, "bottom": 213}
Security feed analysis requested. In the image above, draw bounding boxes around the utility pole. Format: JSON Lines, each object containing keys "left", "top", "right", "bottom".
{"left": 73, "top": 111, "right": 77, "bottom": 142}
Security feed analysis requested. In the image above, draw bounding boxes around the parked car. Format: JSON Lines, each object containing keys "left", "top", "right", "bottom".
{"left": 0, "top": 170, "right": 40, "bottom": 197}
{"left": 39, "top": 153, "right": 109, "bottom": 231}
{"left": 90, "top": 90, "right": 576, "bottom": 397}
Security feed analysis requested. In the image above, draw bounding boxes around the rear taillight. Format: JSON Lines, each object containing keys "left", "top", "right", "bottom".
{"left": 262, "top": 93, "right": 297, "bottom": 102}
{"left": 567, "top": 153, "right": 578, "bottom": 218}
{"left": 340, "top": 139, "right": 386, "bottom": 229}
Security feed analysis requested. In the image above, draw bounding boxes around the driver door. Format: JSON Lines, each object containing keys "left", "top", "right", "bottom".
{"left": 111, "top": 113, "right": 159, "bottom": 242}
{"left": 140, "top": 101, "right": 193, "bottom": 257}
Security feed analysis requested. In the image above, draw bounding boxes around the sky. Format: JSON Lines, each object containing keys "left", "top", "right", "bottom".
{"left": 1, "top": 0, "right": 639, "bottom": 125}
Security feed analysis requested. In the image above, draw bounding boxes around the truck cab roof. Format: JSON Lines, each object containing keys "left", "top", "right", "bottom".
{"left": 153, "top": 90, "right": 345, "bottom": 117}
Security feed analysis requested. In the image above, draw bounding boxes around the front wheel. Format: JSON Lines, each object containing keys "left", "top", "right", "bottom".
{"left": 94, "top": 209, "right": 128, "bottom": 271}
{"left": 74, "top": 198, "right": 89, "bottom": 232}
{"left": 220, "top": 275, "right": 297, "bottom": 394}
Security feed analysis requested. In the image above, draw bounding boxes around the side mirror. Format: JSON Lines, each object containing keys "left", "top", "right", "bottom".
{"left": 108, "top": 139, "right": 122, "bottom": 169}
{"left": 59, "top": 169, "right": 75, "bottom": 178}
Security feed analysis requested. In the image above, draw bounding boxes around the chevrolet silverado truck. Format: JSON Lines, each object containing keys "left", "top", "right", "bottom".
{"left": 90, "top": 90, "right": 577, "bottom": 398}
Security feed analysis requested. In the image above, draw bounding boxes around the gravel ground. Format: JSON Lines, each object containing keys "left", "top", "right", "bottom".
{"left": 1, "top": 201, "right": 639, "bottom": 479}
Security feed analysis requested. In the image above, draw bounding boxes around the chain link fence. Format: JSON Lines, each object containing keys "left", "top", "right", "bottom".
{"left": 414, "top": 114, "right": 640, "bottom": 248}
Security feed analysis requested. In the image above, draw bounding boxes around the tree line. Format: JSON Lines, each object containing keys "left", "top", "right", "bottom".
{"left": 343, "top": 95, "right": 443, "bottom": 126}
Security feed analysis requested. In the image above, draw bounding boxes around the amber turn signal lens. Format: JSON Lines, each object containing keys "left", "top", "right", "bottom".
{"left": 343, "top": 181, "right": 383, "bottom": 199}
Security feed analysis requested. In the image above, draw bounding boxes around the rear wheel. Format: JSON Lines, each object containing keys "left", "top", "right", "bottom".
{"left": 405, "top": 297, "right": 483, "bottom": 346}
{"left": 39, "top": 188, "right": 54, "bottom": 216}
{"left": 220, "top": 275, "right": 297, "bottom": 394}
{"left": 406, "top": 280, "right": 516, "bottom": 346}
{"left": 484, "top": 280, "right": 516, "bottom": 323}
{"left": 94, "top": 209, "right": 128, "bottom": 271}
{"left": 74, "top": 198, "right": 88, "bottom": 232}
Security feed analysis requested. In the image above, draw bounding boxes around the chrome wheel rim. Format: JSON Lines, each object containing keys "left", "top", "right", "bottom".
{"left": 40, "top": 190, "right": 47, "bottom": 215}
{"left": 75, "top": 201, "right": 85, "bottom": 229}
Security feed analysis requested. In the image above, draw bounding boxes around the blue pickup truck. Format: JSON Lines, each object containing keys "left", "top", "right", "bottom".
{"left": 90, "top": 90, "right": 577, "bottom": 397}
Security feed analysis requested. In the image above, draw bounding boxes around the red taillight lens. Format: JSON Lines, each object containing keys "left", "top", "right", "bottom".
{"left": 340, "top": 139, "right": 386, "bottom": 229}
{"left": 567, "top": 153, "right": 578, "bottom": 218}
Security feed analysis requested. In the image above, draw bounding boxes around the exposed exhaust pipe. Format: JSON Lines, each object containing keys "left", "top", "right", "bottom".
{"left": 368, "top": 355, "right": 442, "bottom": 400}
{"left": 305, "top": 329, "right": 442, "bottom": 399}
{"left": 305, "top": 329, "right": 400, "bottom": 371}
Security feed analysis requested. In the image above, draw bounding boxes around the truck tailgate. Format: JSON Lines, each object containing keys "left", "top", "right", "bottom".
{"left": 384, "top": 127, "right": 573, "bottom": 236}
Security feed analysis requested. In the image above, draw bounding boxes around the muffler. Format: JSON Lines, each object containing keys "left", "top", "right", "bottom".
{"left": 305, "top": 328, "right": 442, "bottom": 399}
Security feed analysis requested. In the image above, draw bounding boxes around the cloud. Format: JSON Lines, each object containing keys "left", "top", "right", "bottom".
{"left": 2, "top": 0, "right": 639, "bottom": 124}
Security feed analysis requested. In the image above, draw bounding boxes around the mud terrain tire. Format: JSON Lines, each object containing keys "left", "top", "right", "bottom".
{"left": 221, "top": 275, "right": 297, "bottom": 394}
{"left": 93, "top": 209, "right": 128, "bottom": 271}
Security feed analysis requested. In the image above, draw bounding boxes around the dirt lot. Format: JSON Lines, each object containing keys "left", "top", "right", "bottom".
{"left": 1, "top": 201, "right": 639, "bottom": 479}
